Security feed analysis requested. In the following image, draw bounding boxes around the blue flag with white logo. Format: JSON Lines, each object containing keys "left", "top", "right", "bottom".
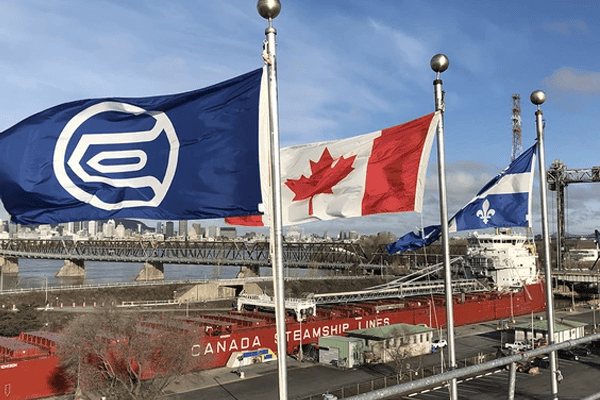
{"left": 0, "top": 68, "right": 265, "bottom": 224}
{"left": 448, "top": 143, "right": 537, "bottom": 232}
{"left": 387, "top": 144, "right": 537, "bottom": 254}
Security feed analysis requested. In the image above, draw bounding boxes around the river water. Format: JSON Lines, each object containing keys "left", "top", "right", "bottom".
{"left": 0, "top": 259, "right": 284, "bottom": 290}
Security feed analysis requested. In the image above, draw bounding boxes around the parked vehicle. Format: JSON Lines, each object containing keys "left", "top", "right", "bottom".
{"left": 431, "top": 339, "right": 447, "bottom": 351}
{"left": 571, "top": 346, "right": 592, "bottom": 357}
{"left": 531, "top": 356, "right": 550, "bottom": 369}
{"left": 557, "top": 349, "right": 579, "bottom": 361}
{"left": 516, "top": 361, "right": 531, "bottom": 373}
{"left": 589, "top": 340, "right": 600, "bottom": 355}
{"left": 504, "top": 341, "right": 532, "bottom": 352}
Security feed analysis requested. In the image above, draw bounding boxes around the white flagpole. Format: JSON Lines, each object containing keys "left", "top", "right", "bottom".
{"left": 430, "top": 54, "right": 458, "bottom": 400}
{"left": 257, "top": 1, "right": 288, "bottom": 399}
{"left": 531, "top": 90, "right": 559, "bottom": 398}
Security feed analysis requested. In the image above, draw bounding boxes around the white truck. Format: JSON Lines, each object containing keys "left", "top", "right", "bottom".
{"left": 504, "top": 341, "right": 532, "bottom": 352}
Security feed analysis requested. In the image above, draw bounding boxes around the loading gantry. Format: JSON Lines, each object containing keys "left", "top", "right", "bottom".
{"left": 547, "top": 160, "right": 600, "bottom": 270}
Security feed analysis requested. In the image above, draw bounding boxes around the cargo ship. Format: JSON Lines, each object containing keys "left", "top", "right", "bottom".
{"left": 0, "top": 228, "right": 546, "bottom": 399}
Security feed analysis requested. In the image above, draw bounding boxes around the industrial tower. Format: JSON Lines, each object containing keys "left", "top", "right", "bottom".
{"left": 511, "top": 94, "right": 522, "bottom": 162}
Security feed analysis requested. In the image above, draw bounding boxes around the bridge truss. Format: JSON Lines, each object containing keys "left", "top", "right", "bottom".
{"left": 548, "top": 161, "right": 600, "bottom": 270}
{"left": 0, "top": 239, "right": 394, "bottom": 270}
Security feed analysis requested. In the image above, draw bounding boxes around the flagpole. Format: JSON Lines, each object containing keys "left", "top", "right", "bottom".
{"left": 257, "top": 1, "right": 288, "bottom": 400}
{"left": 531, "top": 90, "right": 559, "bottom": 398}
{"left": 430, "top": 54, "right": 458, "bottom": 400}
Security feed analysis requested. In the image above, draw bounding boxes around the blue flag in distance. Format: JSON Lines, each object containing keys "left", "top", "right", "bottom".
{"left": 386, "top": 225, "right": 441, "bottom": 255}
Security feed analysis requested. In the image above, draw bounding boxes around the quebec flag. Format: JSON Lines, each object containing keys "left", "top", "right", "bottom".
{"left": 387, "top": 143, "right": 537, "bottom": 254}
{"left": 448, "top": 143, "right": 537, "bottom": 232}
{"left": 0, "top": 68, "right": 266, "bottom": 224}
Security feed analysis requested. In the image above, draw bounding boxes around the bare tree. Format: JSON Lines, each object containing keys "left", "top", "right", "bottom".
{"left": 58, "top": 308, "right": 202, "bottom": 399}
{"left": 388, "top": 326, "right": 411, "bottom": 377}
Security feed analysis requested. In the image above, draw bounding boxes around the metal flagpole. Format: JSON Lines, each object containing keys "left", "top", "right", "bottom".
{"left": 257, "top": 1, "right": 288, "bottom": 399}
{"left": 430, "top": 54, "right": 458, "bottom": 400}
{"left": 531, "top": 90, "right": 559, "bottom": 398}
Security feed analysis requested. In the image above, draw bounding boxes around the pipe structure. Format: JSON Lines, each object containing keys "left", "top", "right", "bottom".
{"left": 257, "top": 1, "right": 287, "bottom": 399}
{"left": 343, "top": 332, "right": 600, "bottom": 400}
{"left": 430, "top": 53, "right": 457, "bottom": 400}
{"left": 531, "top": 90, "right": 559, "bottom": 398}
{"left": 581, "top": 391, "right": 600, "bottom": 400}
{"left": 507, "top": 362, "right": 516, "bottom": 400}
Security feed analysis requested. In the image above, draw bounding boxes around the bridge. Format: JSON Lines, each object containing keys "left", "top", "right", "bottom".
{"left": 0, "top": 239, "right": 397, "bottom": 281}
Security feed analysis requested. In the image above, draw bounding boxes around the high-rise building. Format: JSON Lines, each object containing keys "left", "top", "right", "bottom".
{"left": 191, "top": 223, "right": 203, "bottom": 237}
{"left": 103, "top": 220, "right": 116, "bottom": 238}
{"left": 179, "top": 220, "right": 188, "bottom": 238}
{"left": 220, "top": 227, "right": 237, "bottom": 239}
{"left": 88, "top": 221, "right": 98, "bottom": 237}
{"left": 115, "top": 223, "right": 126, "bottom": 238}
{"left": 156, "top": 222, "right": 163, "bottom": 234}
{"left": 165, "top": 221, "right": 174, "bottom": 238}
{"left": 206, "top": 225, "right": 220, "bottom": 238}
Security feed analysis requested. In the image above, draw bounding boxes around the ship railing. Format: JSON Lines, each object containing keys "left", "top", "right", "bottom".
{"left": 311, "top": 278, "right": 487, "bottom": 305}
{"left": 118, "top": 299, "right": 183, "bottom": 307}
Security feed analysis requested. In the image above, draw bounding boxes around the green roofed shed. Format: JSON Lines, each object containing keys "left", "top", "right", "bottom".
{"left": 346, "top": 323, "right": 435, "bottom": 363}
{"left": 507, "top": 318, "right": 587, "bottom": 344}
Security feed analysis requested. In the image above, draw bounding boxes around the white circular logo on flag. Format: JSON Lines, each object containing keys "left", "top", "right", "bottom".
{"left": 53, "top": 101, "right": 179, "bottom": 210}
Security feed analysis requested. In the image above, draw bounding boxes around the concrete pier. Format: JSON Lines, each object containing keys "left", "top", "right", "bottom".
{"left": 135, "top": 262, "right": 164, "bottom": 281}
{"left": 178, "top": 281, "right": 263, "bottom": 302}
{"left": 0, "top": 257, "right": 18, "bottom": 274}
{"left": 237, "top": 265, "right": 260, "bottom": 278}
{"left": 55, "top": 259, "right": 85, "bottom": 277}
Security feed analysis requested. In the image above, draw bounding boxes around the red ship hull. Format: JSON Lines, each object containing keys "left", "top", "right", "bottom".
{"left": 0, "top": 354, "right": 70, "bottom": 399}
{"left": 0, "top": 281, "right": 546, "bottom": 399}
{"left": 194, "top": 281, "right": 546, "bottom": 369}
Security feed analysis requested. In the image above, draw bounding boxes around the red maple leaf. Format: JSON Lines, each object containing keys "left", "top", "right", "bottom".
{"left": 285, "top": 148, "right": 356, "bottom": 215}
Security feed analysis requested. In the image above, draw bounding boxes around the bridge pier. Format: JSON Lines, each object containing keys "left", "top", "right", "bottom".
{"left": 0, "top": 257, "right": 18, "bottom": 274}
{"left": 236, "top": 265, "right": 260, "bottom": 278}
{"left": 178, "top": 281, "right": 263, "bottom": 302}
{"left": 55, "top": 259, "right": 85, "bottom": 277}
{"left": 135, "top": 262, "right": 164, "bottom": 281}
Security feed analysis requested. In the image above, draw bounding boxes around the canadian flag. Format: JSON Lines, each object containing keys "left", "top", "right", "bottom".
{"left": 226, "top": 112, "right": 440, "bottom": 227}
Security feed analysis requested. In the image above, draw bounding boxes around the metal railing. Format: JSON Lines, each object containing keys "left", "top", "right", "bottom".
{"left": 334, "top": 332, "right": 600, "bottom": 400}
{"left": 297, "top": 352, "right": 497, "bottom": 400}
{"left": 0, "top": 274, "right": 376, "bottom": 296}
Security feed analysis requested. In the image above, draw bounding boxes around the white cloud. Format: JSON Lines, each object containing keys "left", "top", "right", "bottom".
{"left": 543, "top": 20, "right": 588, "bottom": 36}
{"left": 544, "top": 67, "right": 600, "bottom": 94}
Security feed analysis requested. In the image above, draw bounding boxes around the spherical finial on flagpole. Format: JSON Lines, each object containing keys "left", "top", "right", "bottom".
{"left": 530, "top": 90, "right": 546, "bottom": 106}
{"left": 430, "top": 54, "right": 449, "bottom": 73}
{"left": 257, "top": 0, "right": 281, "bottom": 19}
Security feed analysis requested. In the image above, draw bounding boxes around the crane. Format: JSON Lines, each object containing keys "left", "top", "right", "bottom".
{"left": 547, "top": 160, "right": 600, "bottom": 270}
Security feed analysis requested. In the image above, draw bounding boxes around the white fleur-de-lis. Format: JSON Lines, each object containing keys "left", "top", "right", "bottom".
{"left": 476, "top": 199, "right": 495, "bottom": 224}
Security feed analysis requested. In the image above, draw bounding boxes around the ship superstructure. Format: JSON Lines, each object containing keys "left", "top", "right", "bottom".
{"left": 465, "top": 228, "right": 538, "bottom": 289}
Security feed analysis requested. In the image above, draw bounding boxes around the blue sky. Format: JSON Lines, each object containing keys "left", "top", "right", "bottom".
{"left": 0, "top": 0, "right": 598, "bottom": 237}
